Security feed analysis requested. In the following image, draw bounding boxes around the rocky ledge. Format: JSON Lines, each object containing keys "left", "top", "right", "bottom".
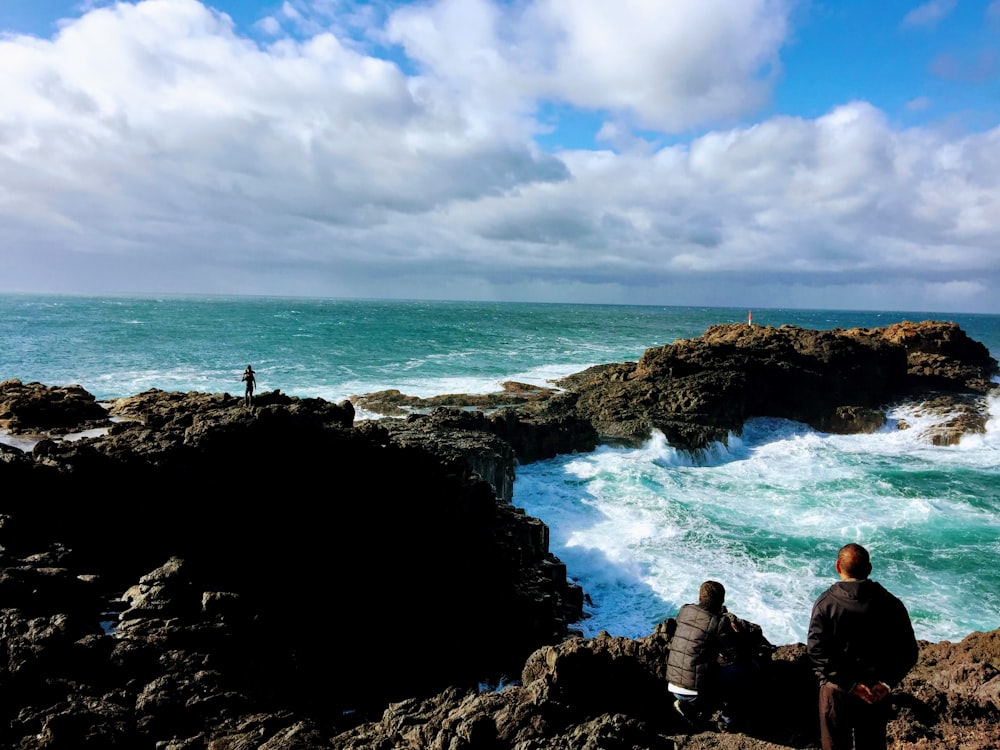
{"left": 0, "top": 383, "right": 583, "bottom": 748}
{"left": 0, "top": 544, "right": 996, "bottom": 749}
{"left": 0, "top": 320, "right": 997, "bottom": 749}
{"left": 359, "top": 320, "right": 999, "bottom": 451}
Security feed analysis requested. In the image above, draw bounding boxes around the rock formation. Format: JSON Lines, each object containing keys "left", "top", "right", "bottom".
{"left": 0, "top": 379, "right": 109, "bottom": 434}
{"left": 1, "top": 540, "right": 996, "bottom": 748}
{"left": 358, "top": 320, "right": 998, "bottom": 451}
{"left": 0, "top": 320, "right": 997, "bottom": 749}
{"left": 332, "top": 624, "right": 1000, "bottom": 750}
{"left": 0, "top": 382, "right": 583, "bottom": 748}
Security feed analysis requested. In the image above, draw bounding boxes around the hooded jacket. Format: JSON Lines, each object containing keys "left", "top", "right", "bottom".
{"left": 807, "top": 579, "right": 918, "bottom": 690}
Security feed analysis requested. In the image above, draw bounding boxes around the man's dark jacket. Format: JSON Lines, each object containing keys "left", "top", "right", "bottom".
{"left": 666, "top": 603, "right": 736, "bottom": 692}
{"left": 807, "top": 579, "right": 918, "bottom": 690}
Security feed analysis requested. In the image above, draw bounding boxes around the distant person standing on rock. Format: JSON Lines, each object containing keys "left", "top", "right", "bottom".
{"left": 808, "top": 543, "right": 918, "bottom": 750}
{"left": 241, "top": 365, "right": 256, "bottom": 406}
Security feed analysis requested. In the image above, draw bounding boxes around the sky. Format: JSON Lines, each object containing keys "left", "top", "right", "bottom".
{"left": 1, "top": 0, "right": 999, "bottom": 313}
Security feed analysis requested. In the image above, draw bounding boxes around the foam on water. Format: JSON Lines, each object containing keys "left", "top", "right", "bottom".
{"left": 514, "top": 399, "right": 1000, "bottom": 647}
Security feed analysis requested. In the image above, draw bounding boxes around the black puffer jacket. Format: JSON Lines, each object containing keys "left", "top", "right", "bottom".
{"left": 807, "top": 579, "right": 918, "bottom": 690}
{"left": 666, "top": 603, "right": 737, "bottom": 691}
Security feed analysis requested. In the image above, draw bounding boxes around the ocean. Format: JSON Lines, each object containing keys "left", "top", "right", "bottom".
{"left": 2, "top": 293, "right": 998, "bottom": 647}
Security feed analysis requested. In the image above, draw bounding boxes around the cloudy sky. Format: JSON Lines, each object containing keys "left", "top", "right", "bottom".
{"left": 2, "top": 0, "right": 999, "bottom": 312}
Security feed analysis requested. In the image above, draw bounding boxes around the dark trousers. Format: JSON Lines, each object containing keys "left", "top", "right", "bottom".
{"left": 819, "top": 682, "right": 889, "bottom": 750}
{"left": 673, "top": 663, "right": 758, "bottom": 724}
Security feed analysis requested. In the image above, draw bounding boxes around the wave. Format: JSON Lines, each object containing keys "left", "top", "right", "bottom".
{"left": 514, "top": 403, "right": 1000, "bottom": 647}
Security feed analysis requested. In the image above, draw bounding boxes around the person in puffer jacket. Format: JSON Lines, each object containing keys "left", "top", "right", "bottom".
{"left": 666, "top": 581, "right": 745, "bottom": 729}
{"left": 807, "top": 543, "right": 918, "bottom": 750}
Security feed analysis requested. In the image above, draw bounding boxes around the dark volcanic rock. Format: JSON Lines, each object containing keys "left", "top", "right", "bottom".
{"left": 0, "top": 385, "right": 584, "bottom": 748}
{"left": 352, "top": 381, "right": 558, "bottom": 418}
{"left": 365, "top": 405, "right": 599, "bottom": 499}
{"left": 556, "top": 324, "right": 891, "bottom": 448}
{"left": 361, "top": 408, "right": 519, "bottom": 502}
{"left": 353, "top": 384, "right": 600, "bottom": 464}
{"left": 348, "top": 320, "right": 997, "bottom": 453}
{"left": 871, "top": 320, "right": 998, "bottom": 395}
{"left": 330, "top": 627, "right": 1000, "bottom": 750}
{"left": 0, "top": 379, "right": 110, "bottom": 433}
{"left": 547, "top": 321, "right": 998, "bottom": 450}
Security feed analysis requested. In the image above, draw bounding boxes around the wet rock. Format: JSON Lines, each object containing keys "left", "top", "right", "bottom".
{"left": 352, "top": 382, "right": 557, "bottom": 418}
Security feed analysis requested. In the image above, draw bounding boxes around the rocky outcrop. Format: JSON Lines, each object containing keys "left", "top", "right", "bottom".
{"left": 356, "top": 321, "right": 997, "bottom": 452}
{"left": 366, "top": 404, "right": 600, "bottom": 495}
{"left": 357, "top": 408, "right": 519, "bottom": 503}
{"left": 2, "top": 544, "right": 995, "bottom": 750}
{"left": 0, "top": 382, "right": 584, "bottom": 748}
{"left": 547, "top": 321, "right": 998, "bottom": 450}
{"left": 352, "top": 381, "right": 559, "bottom": 418}
{"left": 328, "top": 625, "right": 1000, "bottom": 750}
{"left": 0, "top": 527, "right": 1000, "bottom": 750}
{"left": 0, "top": 379, "right": 109, "bottom": 433}
{"left": 869, "top": 319, "right": 999, "bottom": 395}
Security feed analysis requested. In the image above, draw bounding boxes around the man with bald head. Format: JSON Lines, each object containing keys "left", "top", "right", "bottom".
{"left": 807, "top": 543, "right": 918, "bottom": 750}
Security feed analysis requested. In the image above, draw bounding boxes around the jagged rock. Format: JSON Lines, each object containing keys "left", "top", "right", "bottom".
{"left": 352, "top": 381, "right": 557, "bottom": 418}
{"left": 0, "top": 385, "right": 585, "bottom": 747}
{"left": 870, "top": 320, "right": 998, "bottom": 394}
{"left": 352, "top": 386, "right": 600, "bottom": 466}
{"left": 553, "top": 321, "right": 998, "bottom": 450}
{"left": 485, "top": 401, "right": 600, "bottom": 464}
{"left": 895, "top": 393, "right": 993, "bottom": 445}
{"left": 0, "top": 379, "right": 110, "bottom": 433}
{"left": 369, "top": 408, "right": 519, "bottom": 502}
{"left": 328, "top": 628, "right": 1000, "bottom": 750}
{"left": 120, "top": 557, "right": 202, "bottom": 623}
{"left": 815, "top": 405, "right": 887, "bottom": 434}
{"left": 346, "top": 320, "right": 998, "bottom": 452}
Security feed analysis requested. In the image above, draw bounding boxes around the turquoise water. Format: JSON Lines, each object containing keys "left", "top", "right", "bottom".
{"left": 2, "top": 293, "right": 998, "bottom": 645}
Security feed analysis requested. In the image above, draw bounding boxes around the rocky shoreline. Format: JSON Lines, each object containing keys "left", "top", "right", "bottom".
{"left": 0, "top": 320, "right": 998, "bottom": 749}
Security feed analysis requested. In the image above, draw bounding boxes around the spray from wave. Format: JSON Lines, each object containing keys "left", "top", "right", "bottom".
{"left": 514, "top": 395, "right": 1000, "bottom": 646}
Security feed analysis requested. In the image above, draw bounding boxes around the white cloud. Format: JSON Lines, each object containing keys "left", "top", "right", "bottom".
{"left": 385, "top": 0, "right": 789, "bottom": 133}
{"left": 525, "top": 0, "right": 788, "bottom": 132}
{"left": 902, "top": 0, "right": 957, "bottom": 29}
{"left": 0, "top": 0, "right": 998, "bottom": 313}
{"left": 256, "top": 15, "right": 282, "bottom": 35}
{"left": 0, "top": 0, "right": 565, "bottom": 248}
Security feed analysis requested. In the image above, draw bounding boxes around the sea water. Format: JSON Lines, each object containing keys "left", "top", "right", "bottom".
{"left": 2, "top": 294, "right": 998, "bottom": 646}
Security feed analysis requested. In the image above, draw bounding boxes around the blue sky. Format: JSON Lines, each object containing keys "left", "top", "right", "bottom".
{"left": 1, "top": 0, "right": 999, "bottom": 312}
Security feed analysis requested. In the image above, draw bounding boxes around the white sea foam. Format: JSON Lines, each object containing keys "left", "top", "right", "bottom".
{"left": 0, "top": 432, "right": 39, "bottom": 451}
{"left": 514, "top": 408, "right": 1000, "bottom": 647}
{"left": 310, "top": 363, "right": 594, "bottom": 406}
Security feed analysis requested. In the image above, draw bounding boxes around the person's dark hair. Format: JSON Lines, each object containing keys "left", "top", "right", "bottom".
{"left": 838, "top": 543, "right": 872, "bottom": 580}
{"left": 699, "top": 580, "right": 726, "bottom": 612}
